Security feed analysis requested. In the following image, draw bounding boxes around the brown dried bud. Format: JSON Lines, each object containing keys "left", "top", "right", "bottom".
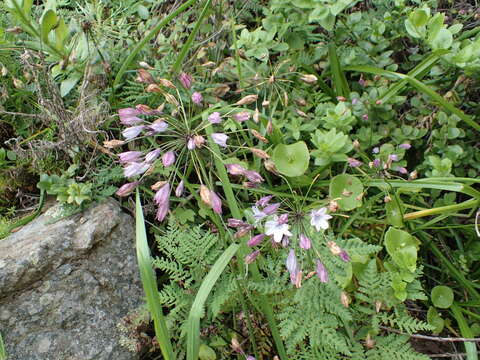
{"left": 262, "top": 100, "right": 270, "bottom": 107}
{"left": 234, "top": 226, "right": 253, "bottom": 238}
{"left": 384, "top": 195, "right": 392, "bottom": 203}
{"left": 103, "top": 139, "right": 125, "bottom": 148}
{"left": 375, "top": 300, "right": 382, "bottom": 313}
{"left": 138, "top": 61, "right": 153, "bottom": 69}
{"left": 294, "top": 98, "right": 307, "bottom": 107}
{"left": 375, "top": 99, "right": 382, "bottom": 105}
{"left": 194, "top": 135, "right": 205, "bottom": 148}
{"left": 250, "top": 148, "right": 270, "bottom": 159}
{"left": 6, "top": 26, "right": 22, "bottom": 34}
{"left": 253, "top": 107, "right": 260, "bottom": 123}
{"left": 159, "top": 79, "right": 176, "bottom": 89}
{"left": 266, "top": 120, "right": 273, "bottom": 135}
{"left": 13, "top": 78, "right": 24, "bottom": 89}
{"left": 296, "top": 109, "right": 308, "bottom": 118}
{"left": 231, "top": 337, "right": 242, "bottom": 353}
{"left": 374, "top": 75, "right": 381, "bottom": 81}
{"left": 365, "top": 334, "right": 375, "bottom": 349}
{"left": 340, "top": 291, "right": 350, "bottom": 308}
{"left": 336, "top": 96, "right": 347, "bottom": 102}
{"left": 342, "top": 190, "right": 353, "bottom": 197}
{"left": 23, "top": 71, "right": 32, "bottom": 82}
{"left": 137, "top": 69, "right": 155, "bottom": 84}
{"left": 201, "top": 61, "right": 215, "bottom": 67}
{"left": 328, "top": 200, "right": 339, "bottom": 213}
{"left": 144, "top": 164, "right": 155, "bottom": 177}
{"left": 146, "top": 84, "right": 162, "bottom": 93}
{"left": 264, "top": 159, "right": 278, "bottom": 174}
{"left": 327, "top": 241, "right": 342, "bottom": 256}
{"left": 300, "top": 74, "right": 318, "bottom": 84}
{"left": 250, "top": 129, "right": 268, "bottom": 143}
{"left": 151, "top": 181, "right": 167, "bottom": 191}
{"left": 1, "top": 66, "right": 7, "bottom": 77}
{"left": 353, "top": 139, "right": 360, "bottom": 150}
{"left": 295, "top": 271, "right": 303, "bottom": 289}
{"left": 164, "top": 93, "right": 179, "bottom": 106}
{"left": 283, "top": 91, "right": 288, "bottom": 106}
{"left": 409, "top": 170, "right": 418, "bottom": 180}
{"left": 235, "top": 94, "right": 258, "bottom": 105}
{"left": 200, "top": 185, "right": 212, "bottom": 206}
{"left": 213, "top": 84, "right": 230, "bottom": 97}
{"left": 355, "top": 193, "right": 364, "bottom": 201}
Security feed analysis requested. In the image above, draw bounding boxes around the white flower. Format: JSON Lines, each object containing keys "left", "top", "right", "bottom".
{"left": 251, "top": 206, "right": 267, "bottom": 223}
{"left": 265, "top": 215, "right": 292, "bottom": 242}
{"left": 310, "top": 207, "right": 332, "bottom": 231}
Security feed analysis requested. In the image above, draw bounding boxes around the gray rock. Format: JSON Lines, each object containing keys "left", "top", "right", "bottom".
{"left": 0, "top": 198, "right": 142, "bottom": 360}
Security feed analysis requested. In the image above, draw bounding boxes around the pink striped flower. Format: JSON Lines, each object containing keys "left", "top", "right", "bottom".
{"left": 124, "top": 162, "right": 149, "bottom": 178}
{"left": 211, "top": 133, "right": 229, "bottom": 148}
{"left": 162, "top": 151, "right": 175, "bottom": 167}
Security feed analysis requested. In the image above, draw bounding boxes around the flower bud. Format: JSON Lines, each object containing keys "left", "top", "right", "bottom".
{"left": 347, "top": 157, "right": 363, "bottom": 167}
{"left": 115, "top": 182, "right": 139, "bottom": 197}
{"left": 191, "top": 92, "right": 203, "bottom": 105}
{"left": 225, "top": 163, "right": 246, "bottom": 176}
{"left": 263, "top": 203, "right": 280, "bottom": 215}
{"left": 340, "top": 291, "right": 350, "bottom": 308}
{"left": 194, "top": 135, "right": 205, "bottom": 148}
{"left": 159, "top": 78, "right": 176, "bottom": 89}
{"left": 233, "top": 111, "right": 250, "bottom": 122}
{"left": 122, "top": 125, "right": 144, "bottom": 140}
{"left": 119, "top": 151, "right": 143, "bottom": 164}
{"left": 243, "top": 170, "right": 264, "bottom": 183}
{"left": 264, "top": 159, "right": 278, "bottom": 174}
{"left": 103, "top": 139, "right": 125, "bottom": 148}
{"left": 179, "top": 72, "right": 193, "bottom": 89}
{"left": 299, "top": 233, "right": 311, "bottom": 250}
{"left": 200, "top": 185, "right": 211, "bottom": 206}
{"left": 253, "top": 108, "right": 260, "bottom": 123}
{"left": 210, "top": 190, "right": 222, "bottom": 214}
{"left": 247, "top": 234, "right": 265, "bottom": 247}
{"left": 299, "top": 74, "right": 317, "bottom": 84}
{"left": 211, "top": 133, "right": 229, "bottom": 148}
{"left": 250, "top": 148, "right": 270, "bottom": 159}
{"left": 266, "top": 120, "right": 273, "bottom": 134}
{"left": 145, "top": 149, "right": 161, "bottom": 163}
{"left": 124, "top": 162, "right": 149, "bottom": 178}
{"left": 151, "top": 181, "right": 167, "bottom": 191}
{"left": 250, "top": 129, "right": 268, "bottom": 143}
{"left": 256, "top": 195, "right": 272, "bottom": 207}
{"left": 227, "top": 218, "right": 248, "bottom": 228}
{"left": 316, "top": 260, "right": 328, "bottom": 283}
{"left": 339, "top": 250, "right": 350, "bottom": 262}
{"left": 208, "top": 112, "right": 222, "bottom": 124}
{"left": 137, "top": 69, "right": 155, "bottom": 84}
{"left": 245, "top": 250, "right": 260, "bottom": 264}
{"left": 175, "top": 180, "right": 184, "bottom": 197}
{"left": 162, "top": 151, "right": 175, "bottom": 167}
{"left": 235, "top": 94, "right": 258, "bottom": 105}
{"left": 327, "top": 241, "right": 342, "bottom": 256}
{"left": 399, "top": 143, "right": 411, "bottom": 150}
{"left": 187, "top": 137, "right": 196, "bottom": 150}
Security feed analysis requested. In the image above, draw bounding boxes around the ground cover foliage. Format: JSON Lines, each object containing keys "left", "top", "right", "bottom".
{"left": 1, "top": 0, "right": 480, "bottom": 359}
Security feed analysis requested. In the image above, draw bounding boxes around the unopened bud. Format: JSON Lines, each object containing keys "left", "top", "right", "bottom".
{"left": 1, "top": 66, "right": 8, "bottom": 77}
{"left": 336, "top": 96, "right": 347, "bottom": 102}
{"left": 253, "top": 107, "right": 260, "bottom": 123}
{"left": 365, "top": 334, "right": 375, "bottom": 349}
{"left": 375, "top": 300, "right": 382, "bottom": 313}
{"left": 328, "top": 200, "right": 339, "bottom": 213}
{"left": 151, "top": 181, "right": 167, "bottom": 191}
{"left": 294, "top": 98, "right": 307, "bottom": 107}
{"left": 250, "top": 148, "right": 270, "bottom": 159}
{"left": 384, "top": 195, "right": 392, "bottom": 203}
{"left": 138, "top": 61, "right": 153, "bottom": 69}
{"left": 264, "top": 159, "right": 278, "bottom": 174}
{"left": 340, "top": 291, "right": 350, "bottom": 308}
{"left": 6, "top": 26, "right": 22, "bottom": 34}
{"left": 409, "top": 170, "right": 418, "bottom": 180}
{"left": 146, "top": 84, "right": 162, "bottom": 93}
{"left": 13, "top": 78, "right": 23, "bottom": 89}
{"left": 235, "top": 94, "right": 258, "bottom": 105}
{"left": 231, "top": 338, "right": 242, "bottom": 353}
{"left": 266, "top": 120, "right": 273, "bottom": 135}
{"left": 342, "top": 190, "right": 353, "bottom": 197}
{"left": 327, "top": 241, "right": 342, "bottom": 256}
{"left": 300, "top": 74, "right": 318, "bottom": 84}
{"left": 296, "top": 109, "right": 308, "bottom": 118}
{"left": 262, "top": 100, "right": 270, "bottom": 107}
{"left": 251, "top": 129, "right": 268, "bottom": 143}
{"left": 159, "top": 78, "right": 176, "bottom": 89}
{"left": 137, "top": 69, "right": 155, "bottom": 84}
{"left": 353, "top": 139, "right": 360, "bottom": 150}
{"left": 103, "top": 139, "right": 125, "bottom": 148}
{"left": 194, "top": 135, "right": 205, "bottom": 148}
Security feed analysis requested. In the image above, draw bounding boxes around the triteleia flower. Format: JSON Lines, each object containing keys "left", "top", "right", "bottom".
{"left": 233, "top": 111, "right": 250, "bottom": 122}
{"left": 340, "top": 250, "right": 350, "bottom": 262}
{"left": 286, "top": 249, "right": 298, "bottom": 274}
{"left": 187, "top": 137, "right": 196, "bottom": 150}
{"left": 124, "top": 162, "right": 149, "bottom": 178}
{"left": 115, "top": 182, "right": 139, "bottom": 197}
{"left": 245, "top": 250, "right": 260, "bottom": 264}
{"left": 256, "top": 195, "right": 273, "bottom": 207}
{"left": 175, "top": 180, "right": 184, "bottom": 197}
{"left": 263, "top": 202, "right": 280, "bottom": 215}
{"left": 265, "top": 215, "right": 292, "bottom": 242}
{"left": 299, "top": 233, "right": 311, "bottom": 250}
{"left": 316, "top": 260, "right": 329, "bottom": 283}
{"left": 252, "top": 206, "right": 267, "bottom": 223}
{"left": 118, "top": 108, "right": 142, "bottom": 125}
{"left": 389, "top": 154, "right": 399, "bottom": 162}
{"left": 162, "top": 151, "right": 175, "bottom": 167}
{"left": 149, "top": 121, "right": 168, "bottom": 133}
{"left": 208, "top": 112, "right": 222, "bottom": 124}
{"left": 122, "top": 125, "right": 144, "bottom": 140}
{"left": 211, "top": 133, "right": 229, "bottom": 148}
{"left": 372, "top": 147, "right": 380, "bottom": 154}
{"left": 145, "top": 149, "right": 161, "bottom": 163}
{"left": 247, "top": 234, "right": 265, "bottom": 247}
{"left": 154, "top": 183, "right": 170, "bottom": 222}
{"left": 347, "top": 157, "right": 363, "bottom": 168}
{"left": 192, "top": 92, "right": 203, "bottom": 105}
{"left": 399, "top": 143, "right": 411, "bottom": 150}
{"left": 372, "top": 158, "right": 381, "bottom": 168}
{"left": 118, "top": 151, "right": 143, "bottom": 164}
{"left": 226, "top": 163, "right": 246, "bottom": 176}
{"left": 246, "top": 356, "right": 256, "bottom": 360}
{"left": 227, "top": 218, "right": 249, "bottom": 228}
{"left": 310, "top": 207, "right": 332, "bottom": 231}
{"left": 243, "top": 170, "right": 264, "bottom": 183}
{"left": 194, "top": 135, "right": 205, "bottom": 147}
{"left": 179, "top": 72, "right": 193, "bottom": 89}
{"left": 210, "top": 190, "right": 222, "bottom": 214}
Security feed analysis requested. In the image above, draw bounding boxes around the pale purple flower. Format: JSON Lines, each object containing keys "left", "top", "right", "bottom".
{"left": 246, "top": 356, "right": 256, "bottom": 360}
{"left": 154, "top": 183, "right": 171, "bottom": 205}
{"left": 244, "top": 170, "right": 264, "bottom": 183}
{"left": 187, "top": 137, "right": 196, "bottom": 150}
{"left": 247, "top": 234, "right": 265, "bottom": 247}
{"left": 389, "top": 154, "right": 399, "bottom": 162}
{"left": 115, "top": 181, "right": 139, "bottom": 197}
{"left": 265, "top": 215, "right": 292, "bottom": 242}
{"left": 124, "top": 162, "right": 149, "bottom": 178}
{"left": 310, "top": 208, "right": 332, "bottom": 231}
{"left": 351, "top": 98, "right": 359, "bottom": 105}
{"left": 286, "top": 249, "right": 298, "bottom": 274}
{"left": 263, "top": 203, "right": 280, "bottom": 215}
{"left": 245, "top": 250, "right": 260, "bottom": 264}
{"left": 373, "top": 158, "right": 381, "bottom": 168}
{"left": 282, "top": 236, "right": 290, "bottom": 248}
{"left": 211, "top": 133, "right": 229, "bottom": 148}
{"left": 316, "top": 260, "right": 329, "bottom": 283}
{"left": 175, "top": 180, "right": 184, "bottom": 197}
{"left": 119, "top": 151, "right": 143, "bottom": 164}
{"left": 145, "top": 149, "right": 161, "bottom": 163}
{"left": 362, "top": 114, "right": 369, "bottom": 121}
{"left": 191, "top": 92, "right": 203, "bottom": 105}
{"left": 226, "top": 163, "right": 246, "bottom": 175}
{"left": 149, "top": 121, "right": 168, "bottom": 133}
{"left": 347, "top": 157, "right": 363, "bottom": 168}
{"left": 396, "top": 166, "right": 408, "bottom": 174}
{"left": 179, "top": 72, "right": 193, "bottom": 89}
{"left": 208, "top": 112, "right": 222, "bottom": 124}
{"left": 340, "top": 250, "right": 350, "bottom": 262}
{"left": 162, "top": 151, "right": 175, "bottom": 167}
{"left": 399, "top": 143, "right": 411, "bottom": 150}
{"left": 234, "top": 111, "right": 250, "bottom": 122}
{"left": 278, "top": 213, "right": 289, "bottom": 224}
{"left": 122, "top": 125, "right": 144, "bottom": 140}
{"left": 119, "top": 108, "right": 142, "bottom": 125}
{"left": 252, "top": 206, "right": 267, "bottom": 223}
{"left": 372, "top": 147, "right": 380, "bottom": 154}
{"left": 156, "top": 202, "right": 169, "bottom": 222}
{"left": 299, "top": 233, "right": 311, "bottom": 250}
{"left": 210, "top": 190, "right": 222, "bottom": 214}
{"left": 256, "top": 195, "right": 273, "bottom": 207}
{"left": 228, "top": 218, "right": 248, "bottom": 228}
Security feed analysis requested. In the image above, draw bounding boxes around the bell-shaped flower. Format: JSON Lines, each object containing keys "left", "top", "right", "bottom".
{"left": 122, "top": 125, "right": 144, "bottom": 140}
{"left": 149, "top": 120, "right": 168, "bottom": 133}
{"left": 154, "top": 183, "right": 170, "bottom": 222}
{"left": 299, "top": 233, "right": 311, "bottom": 250}
{"left": 256, "top": 195, "right": 272, "bottom": 207}
{"left": 243, "top": 170, "right": 264, "bottom": 183}
{"left": 310, "top": 207, "right": 332, "bottom": 231}
{"left": 179, "top": 72, "right": 193, "bottom": 89}
{"left": 208, "top": 112, "right": 221, "bottom": 124}
{"left": 316, "top": 260, "right": 329, "bottom": 283}
{"left": 118, "top": 108, "right": 142, "bottom": 125}
{"left": 210, "top": 190, "right": 222, "bottom": 214}
{"left": 226, "top": 163, "right": 246, "bottom": 176}
{"left": 263, "top": 203, "right": 280, "bottom": 215}
{"left": 162, "top": 151, "right": 175, "bottom": 167}
{"left": 211, "top": 133, "right": 229, "bottom": 148}
{"left": 124, "top": 162, "right": 149, "bottom": 178}
{"left": 191, "top": 92, "right": 203, "bottom": 105}
{"left": 247, "top": 234, "right": 265, "bottom": 247}
{"left": 245, "top": 250, "right": 260, "bottom": 264}
{"left": 145, "top": 149, "right": 161, "bottom": 163}
{"left": 233, "top": 111, "right": 250, "bottom": 122}
{"left": 175, "top": 180, "right": 184, "bottom": 197}
{"left": 187, "top": 137, "right": 196, "bottom": 150}
{"left": 265, "top": 215, "right": 292, "bottom": 243}
{"left": 119, "top": 151, "right": 143, "bottom": 164}
{"left": 115, "top": 181, "right": 139, "bottom": 197}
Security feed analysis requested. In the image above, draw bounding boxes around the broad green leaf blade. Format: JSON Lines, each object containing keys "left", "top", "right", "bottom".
{"left": 187, "top": 243, "right": 239, "bottom": 360}
{"left": 431, "top": 285, "right": 454, "bottom": 309}
{"left": 427, "top": 306, "right": 445, "bottom": 334}
{"left": 40, "top": 9, "right": 58, "bottom": 43}
{"left": 384, "top": 227, "right": 419, "bottom": 272}
{"left": 329, "top": 174, "right": 363, "bottom": 211}
{"left": 0, "top": 331, "right": 6, "bottom": 360}
{"left": 272, "top": 141, "right": 310, "bottom": 177}
{"left": 135, "top": 191, "right": 174, "bottom": 360}
{"left": 328, "top": 43, "right": 350, "bottom": 97}
{"left": 55, "top": 17, "right": 68, "bottom": 50}
{"left": 452, "top": 304, "right": 478, "bottom": 360}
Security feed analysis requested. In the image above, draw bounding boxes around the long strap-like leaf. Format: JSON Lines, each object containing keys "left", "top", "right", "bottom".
{"left": 186, "top": 243, "right": 239, "bottom": 360}
{"left": 135, "top": 190, "right": 175, "bottom": 360}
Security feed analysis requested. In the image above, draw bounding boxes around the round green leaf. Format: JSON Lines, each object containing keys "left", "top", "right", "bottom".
{"left": 384, "top": 227, "right": 419, "bottom": 273}
{"left": 199, "top": 344, "right": 217, "bottom": 360}
{"left": 427, "top": 306, "right": 445, "bottom": 334}
{"left": 272, "top": 141, "right": 310, "bottom": 177}
{"left": 329, "top": 174, "right": 363, "bottom": 211}
{"left": 431, "top": 285, "right": 454, "bottom": 309}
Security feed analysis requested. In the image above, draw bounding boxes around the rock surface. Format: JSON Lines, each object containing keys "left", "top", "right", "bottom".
{"left": 0, "top": 198, "right": 141, "bottom": 360}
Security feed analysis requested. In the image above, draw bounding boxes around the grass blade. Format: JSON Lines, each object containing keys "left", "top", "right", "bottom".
{"left": 328, "top": 43, "right": 350, "bottom": 97}
{"left": 451, "top": 304, "right": 478, "bottom": 360}
{"left": 113, "top": 0, "right": 198, "bottom": 88}
{"left": 135, "top": 190, "right": 175, "bottom": 360}
{"left": 0, "top": 332, "right": 6, "bottom": 360}
{"left": 186, "top": 243, "right": 239, "bottom": 360}
{"left": 172, "top": 0, "right": 212, "bottom": 73}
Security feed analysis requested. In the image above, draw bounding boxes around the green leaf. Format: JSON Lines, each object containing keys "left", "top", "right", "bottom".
{"left": 0, "top": 331, "right": 6, "bottom": 360}
{"left": 60, "top": 74, "right": 81, "bottom": 97}
{"left": 55, "top": 17, "right": 68, "bottom": 50}
{"left": 429, "top": 28, "right": 453, "bottom": 50}
{"left": 329, "top": 174, "right": 363, "bottom": 211}
{"left": 41, "top": 9, "right": 58, "bottom": 43}
{"left": 187, "top": 243, "right": 239, "bottom": 360}
{"left": 384, "top": 227, "right": 419, "bottom": 272}
{"left": 199, "top": 344, "right": 217, "bottom": 360}
{"left": 431, "top": 285, "right": 454, "bottom": 309}
{"left": 135, "top": 191, "right": 174, "bottom": 360}
{"left": 427, "top": 306, "right": 445, "bottom": 334}
{"left": 385, "top": 198, "right": 404, "bottom": 227}
{"left": 272, "top": 141, "right": 310, "bottom": 177}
